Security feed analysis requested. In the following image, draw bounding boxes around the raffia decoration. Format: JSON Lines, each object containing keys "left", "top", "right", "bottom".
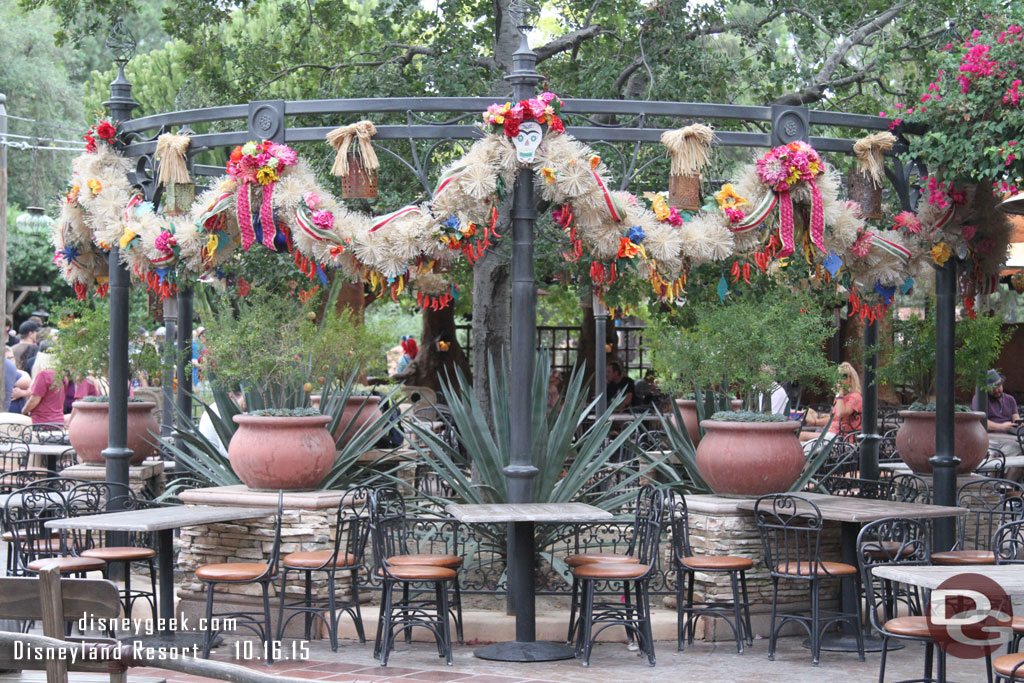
{"left": 661, "top": 124, "right": 716, "bottom": 176}
{"left": 155, "top": 133, "right": 192, "bottom": 184}
{"left": 852, "top": 132, "right": 896, "bottom": 188}
{"left": 326, "top": 121, "right": 379, "bottom": 177}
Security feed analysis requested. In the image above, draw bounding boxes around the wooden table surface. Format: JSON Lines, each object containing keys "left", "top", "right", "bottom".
{"left": 873, "top": 564, "right": 1024, "bottom": 594}
{"left": 46, "top": 504, "right": 275, "bottom": 532}
{"left": 735, "top": 492, "right": 968, "bottom": 523}
{"left": 445, "top": 502, "right": 614, "bottom": 523}
{"left": 26, "top": 443, "right": 73, "bottom": 457}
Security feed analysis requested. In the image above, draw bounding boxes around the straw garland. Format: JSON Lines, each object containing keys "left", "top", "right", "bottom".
{"left": 54, "top": 112, "right": 1012, "bottom": 312}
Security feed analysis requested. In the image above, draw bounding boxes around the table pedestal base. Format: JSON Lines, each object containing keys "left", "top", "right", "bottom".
{"left": 802, "top": 633, "right": 904, "bottom": 653}
{"left": 474, "top": 640, "right": 575, "bottom": 662}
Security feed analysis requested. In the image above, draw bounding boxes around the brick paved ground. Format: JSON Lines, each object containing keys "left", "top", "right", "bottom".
{"left": 122, "top": 633, "right": 994, "bottom": 683}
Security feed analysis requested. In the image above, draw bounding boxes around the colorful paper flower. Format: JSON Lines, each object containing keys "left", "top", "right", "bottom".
{"left": 155, "top": 230, "right": 177, "bottom": 254}
{"left": 715, "top": 184, "right": 747, "bottom": 208}
{"left": 119, "top": 230, "right": 137, "bottom": 249}
{"left": 86, "top": 179, "right": 103, "bottom": 195}
{"left": 931, "top": 241, "right": 952, "bottom": 266}
{"left": 541, "top": 168, "right": 556, "bottom": 183}
{"left": 617, "top": 238, "right": 640, "bottom": 259}
{"left": 94, "top": 121, "right": 117, "bottom": 140}
{"left": 723, "top": 206, "right": 746, "bottom": 223}
{"left": 303, "top": 192, "right": 321, "bottom": 209}
{"left": 850, "top": 231, "right": 874, "bottom": 258}
{"left": 627, "top": 225, "right": 646, "bottom": 243}
{"left": 893, "top": 211, "right": 922, "bottom": 234}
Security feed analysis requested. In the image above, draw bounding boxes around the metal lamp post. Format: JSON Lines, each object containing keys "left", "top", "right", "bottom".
{"left": 102, "top": 20, "right": 138, "bottom": 512}
{"left": 931, "top": 258, "right": 960, "bottom": 550}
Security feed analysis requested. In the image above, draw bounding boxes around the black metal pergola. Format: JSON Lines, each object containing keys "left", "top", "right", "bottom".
{"left": 96, "top": 28, "right": 963, "bottom": 659}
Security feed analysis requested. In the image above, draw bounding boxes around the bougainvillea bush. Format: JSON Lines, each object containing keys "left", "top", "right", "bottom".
{"left": 894, "top": 17, "right": 1024, "bottom": 201}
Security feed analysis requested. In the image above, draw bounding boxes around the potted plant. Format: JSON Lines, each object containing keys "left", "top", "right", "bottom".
{"left": 650, "top": 294, "right": 835, "bottom": 495}
{"left": 52, "top": 298, "right": 164, "bottom": 466}
{"left": 198, "top": 291, "right": 391, "bottom": 490}
{"left": 880, "top": 306, "right": 1009, "bottom": 473}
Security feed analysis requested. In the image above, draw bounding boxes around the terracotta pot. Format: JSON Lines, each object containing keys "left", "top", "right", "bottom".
{"left": 895, "top": 410, "right": 988, "bottom": 474}
{"left": 695, "top": 420, "right": 804, "bottom": 496}
{"left": 229, "top": 414, "right": 336, "bottom": 490}
{"left": 310, "top": 395, "right": 384, "bottom": 447}
{"left": 68, "top": 401, "right": 159, "bottom": 466}
{"left": 673, "top": 398, "right": 744, "bottom": 447}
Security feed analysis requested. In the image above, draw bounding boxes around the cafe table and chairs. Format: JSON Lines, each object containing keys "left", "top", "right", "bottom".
{"left": 932, "top": 478, "right": 1024, "bottom": 566}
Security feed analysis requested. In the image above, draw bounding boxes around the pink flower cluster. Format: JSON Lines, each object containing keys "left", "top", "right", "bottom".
{"left": 154, "top": 230, "right": 177, "bottom": 253}
{"left": 1004, "top": 79, "right": 1022, "bottom": 105}
{"left": 893, "top": 211, "right": 922, "bottom": 234}
{"left": 723, "top": 206, "right": 745, "bottom": 223}
{"left": 483, "top": 92, "right": 565, "bottom": 137}
{"left": 850, "top": 231, "right": 874, "bottom": 258}
{"left": 958, "top": 43, "right": 998, "bottom": 93}
{"left": 227, "top": 140, "right": 298, "bottom": 185}
{"left": 302, "top": 191, "right": 334, "bottom": 229}
{"left": 755, "top": 141, "right": 822, "bottom": 192}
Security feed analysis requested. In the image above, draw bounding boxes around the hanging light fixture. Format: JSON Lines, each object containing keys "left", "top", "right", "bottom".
{"left": 14, "top": 206, "right": 54, "bottom": 237}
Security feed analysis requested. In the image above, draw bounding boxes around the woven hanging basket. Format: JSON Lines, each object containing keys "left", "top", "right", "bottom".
{"left": 669, "top": 174, "right": 701, "bottom": 211}
{"left": 847, "top": 170, "right": 882, "bottom": 220}
{"left": 341, "top": 151, "right": 378, "bottom": 199}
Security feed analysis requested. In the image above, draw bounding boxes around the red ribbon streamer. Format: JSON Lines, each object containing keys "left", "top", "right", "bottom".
{"left": 777, "top": 189, "right": 795, "bottom": 257}
{"left": 259, "top": 182, "right": 276, "bottom": 250}
{"left": 808, "top": 178, "right": 826, "bottom": 253}
{"left": 237, "top": 184, "right": 255, "bottom": 251}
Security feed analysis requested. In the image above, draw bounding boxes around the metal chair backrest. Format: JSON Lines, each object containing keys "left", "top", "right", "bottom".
{"left": 857, "top": 517, "right": 931, "bottom": 630}
{"left": 65, "top": 481, "right": 139, "bottom": 552}
{"left": 264, "top": 490, "right": 284, "bottom": 578}
{"left": 0, "top": 469, "right": 59, "bottom": 494}
{"left": 955, "top": 478, "right": 1024, "bottom": 551}
{"left": 754, "top": 494, "right": 825, "bottom": 578}
{"left": 331, "top": 485, "right": 371, "bottom": 569}
{"left": 0, "top": 436, "right": 30, "bottom": 472}
{"left": 978, "top": 448, "right": 1007, "bottom": 480}
{"left": 885, "top": 473, "right": 931, "bottom": 504}
{"left": 2, "top": 486, "right": 68, "bottom": 574}
{"left": 665, "top": 489, "right": 694, "bottom": 561}
{"left": 368, "top": 486, "right": 410, "bottom": 578}
{"left": 629, "top": 485, "right": 663, "bottom": 567}
{"left": 993, "top": 519, "right": 1024, "bottom": 564}
{"left": 878, "top": 429, "right": 900, "bottom": 463}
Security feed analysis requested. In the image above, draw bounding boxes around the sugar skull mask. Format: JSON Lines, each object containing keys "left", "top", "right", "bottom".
{"left": 512, "top": 122, "right": 543, "bottom": 163}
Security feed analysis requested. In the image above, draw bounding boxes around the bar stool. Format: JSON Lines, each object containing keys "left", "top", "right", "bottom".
{"left": 277, "top": 486, "right": 370, "bottom": 651}
{"left": 994, "top": 519, "right": 1024, "bottom": 654}
{"left": 65, "top": 482, "right": 157, "bottom": 618}
{"left": 572, "top": 484, "right": 662, "bottom": 667}
{"left": 197, "top": 491, "right": 283, "bottom": 664}
{"left": 369, "top": 487, "right": 456, "bottom": 666}
{"left": 666, "top": 489, "right": 752, "bottom": 653}
{"left": 933, "top": 479, "right": 1024, "bottom": 566}
{"left": 857, "top": 517, "right": 958, "bottom": 682}
{"left": 754, "top": 493, "right": 865, "bottom": 666}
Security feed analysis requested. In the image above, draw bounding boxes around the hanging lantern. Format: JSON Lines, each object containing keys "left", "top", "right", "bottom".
{"left": 661, "top": 124, "right": 716, "bottom": 212}
{"left": 847, "top": 170, "right": 882, "bottom": 220}
{"left": 155, "top": 133, "right": 194, "bottom": 216}
{"left": 327, "top": 121, "right": 380, "bottom": 199}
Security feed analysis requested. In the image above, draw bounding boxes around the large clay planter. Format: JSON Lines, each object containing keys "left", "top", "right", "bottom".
{"left": 311, "top": 394, "right": 384, "bottom": 447}
{"left": 674, "top": 398, "right": 743, "bottom": 446}
{"left": 695, "top": 420, "right": 804, "bottom": 496}
{"left": 229, "top": 414, "right": 336, "bottom": 490}
{"left": 68, "top": 401, "right": 158, "bottom": 466}
{"left": 895, "top": 410, "right": 988, "bottom": 474}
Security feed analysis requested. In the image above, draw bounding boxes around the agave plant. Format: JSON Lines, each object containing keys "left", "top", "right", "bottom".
{"left": 160, "top": 367, "right": 401, "bottom": 494}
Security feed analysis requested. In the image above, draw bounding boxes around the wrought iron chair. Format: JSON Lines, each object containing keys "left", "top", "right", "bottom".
{"left": 56, "top": 447, "right": 77, "bottom": 472}
{"left": 0, "top": 436, "right": 31, "bottom": 473}
{"left": 197, "top": 491, "right": 283, "bottom": 663}
{"left": 277, "top": 486, "right": 371, "bottom": 651}
{"left": 885, "top": 473, "right": 931, "bottom": 504}
{"left": 369, "top": 486, "right": 457, "bottom": 667}
{"left": 3, "top": 487, "right": 105, "bottom": 578}
{"left": 979, "top": 448, "right": 1008, "bottom": 480}
{"left": 667, "top": 489, "right": 752, "bottom": 654}
{"left": 572, "top": 484, "right": 662, "bottom": 667}
{"left": 933, "top": 478, "right": 1024, "bottom": 566}
{"left": 0, "top": 469, "right": 57, "bottom": 493}
{"left": 753, "top": 493, "right": 865, "bottom": 665}
{"left": 857, "top": 518, "right": 964, "bottom": 683}
{"left": 29, "top": 423, "right": 69, "bottom": 445}
{"left": 994, "top": 519, "right": 1024, "bottom": 654}
{"left": 878, "top": 428, "right": 902, "bottom": 463}
{"left": 64, "top": 481, "right": 157, "bottom": 618}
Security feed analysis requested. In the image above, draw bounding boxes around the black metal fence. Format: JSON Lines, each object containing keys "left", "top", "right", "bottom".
{"left": 456, "top": 324, "right": 650, "bottom": 377}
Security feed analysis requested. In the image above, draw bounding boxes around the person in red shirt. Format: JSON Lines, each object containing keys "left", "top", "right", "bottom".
{"left": 22, "top": 354, "right": 68, "bottom": 425}
{"left": 800, "top": 362, "right": 863, "bottom": 442}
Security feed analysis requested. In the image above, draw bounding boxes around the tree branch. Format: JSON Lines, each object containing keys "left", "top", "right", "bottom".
{"left": 535, "top": 25, "right": 608, "bottom": 63}
{"left": 772, "top": 1, "right": 908, "bottom": 105}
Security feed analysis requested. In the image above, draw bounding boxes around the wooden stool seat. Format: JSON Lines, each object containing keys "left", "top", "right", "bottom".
{"left": 81, "top": 546, "right": 157, "bottom": 561}
{"left": 283, "top": 550, "right": 358, "bottom": 569}
{"left": 27, "top": 556, "right": 106, "bottom": 573}
{"left": 387, "top": 553, "right": 462, "bottom": 569}
{"left": 196, "top": 562, "right": 274, "bottom": 582}
{"left": 883, "top": 616, "right": 932, "bottom": 638}
{"left": 378, "top": 565, "right": 456, "bottom": 581}
{"left": 775, "top": 561, "right": 858, "bottom": 577}
{"left": 932, "top": 549, "right": 996, "bottom": 565}
{"left": 572, "top": 562, "right": 650, "bottom": 580}
{"left": 681, "top": 555, "right": 753, "bottom": 570}
{"left": 566, "top": 552, "right": 638, "bottom": 567}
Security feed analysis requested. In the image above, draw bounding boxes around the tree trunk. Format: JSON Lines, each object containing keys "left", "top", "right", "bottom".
{"left": 471, "top": 247, "right": 509, "bottom": 413}
{"left": 576, "top": 292, "right": 617, "bottom": 391}
{"left": 394, "top": 304, "right": 470, "bottom": 393}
